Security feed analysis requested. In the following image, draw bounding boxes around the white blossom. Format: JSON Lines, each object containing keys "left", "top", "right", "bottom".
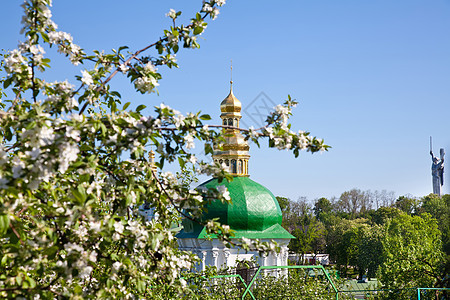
{"left": 29, "top": 44, "right": 45, "bottom": 56}
{"left": 202, "top": 3, "right": 213, "bottom": 12}
{"left": 12, "top": 156, "right": 25, "bottom": 178}
{"left": 81, "top": 70, "right": 93, "bottom": 86}
{"left": 64, "top": 242, "right": 83, "bottom": 254}
{"left": 112, "top": 261, "right": 122, "bottom": 273}
{"left": 38, "top": 125, "right": 55, "bottom": 146}
{"left": 189, "top": 155, "right": 197, "bottom": 165}
{"left": 248, "top": 126, "right": 258, "bottom": 139}
{"left": 265, "top": 127, "right": 275, "bottom": 139}
{"left": 25, "top": 147, "right": 41, "bottom": 160}
{"left": 66, "top": 127, "right": 80, "bottom": 141}
{"left": 134, "top": 75, "right": 159, "bottom": 93}
{"left": 184, "top": 133, "right": 195, "bottom": 149}
{"left": 173, "top": 114, "right": 185, "bottom": 128}
{"left": 118, "top": 63, "right": 129, "bottom": 73}
{"left": 58, "top": 142, "right": 79, "bottom": 173}
{"left": 4, "top": 49, "right": 26, "bottom": 74}
{"left": 143, "top": 62, "right": 157, "bottom": 73}
{"left": 166, "top": 9, "right": 177, "bottom": 19}
{"left": 70, "top": 113, "right": 83, "bottom": 122}
{"left": 67, "top": 97, "right": 78, "bottom": 109}
{"left": 114, "top": 221, "right": 124, "bottom": 234}
{"left": 217, "top": 185, "right": 231, "bottom": 201}
{"left": 79, "top": 266, "right": 93, "bottom": 280}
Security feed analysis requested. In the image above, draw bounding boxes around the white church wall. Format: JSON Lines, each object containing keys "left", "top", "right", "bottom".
{"left": 178, "top": 238, "right": 291, "bottom": 274}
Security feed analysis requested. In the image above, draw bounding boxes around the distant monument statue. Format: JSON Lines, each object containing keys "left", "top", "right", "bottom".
{"left": 430, "top": 137, "right": 445, "bottom": 196}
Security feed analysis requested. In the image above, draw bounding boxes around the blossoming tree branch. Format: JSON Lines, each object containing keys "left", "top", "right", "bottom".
{"left": 0, "top": 0, "right": 328, "bottom": 298}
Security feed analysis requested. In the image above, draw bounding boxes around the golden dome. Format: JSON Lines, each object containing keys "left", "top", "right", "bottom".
{"left": 220, "top": 83, "right": 241, "bottom": 113}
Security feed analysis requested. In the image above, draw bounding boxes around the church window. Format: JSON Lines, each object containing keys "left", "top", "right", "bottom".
{"left": 231, "top": 159, "right": 237, "bottom": 173}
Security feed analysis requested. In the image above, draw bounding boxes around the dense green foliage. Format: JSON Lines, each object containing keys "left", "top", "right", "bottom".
{"left": 277, "top": 191, "right": 450, "bottom": 293}
{"left": 379, "top": 213, "right": 445, "bottom": 299}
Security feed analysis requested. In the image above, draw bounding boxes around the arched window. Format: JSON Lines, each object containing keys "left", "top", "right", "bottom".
{"left": 234, "top": 118, "right": 238, "bottom": 127}
{"left": 219, "top": 159, "right": 223, "bottom": 164}
{"left": 238, "top": 160, "right": 243, "bottom": 174}
{"left": 223, "top": 119, "right": 227, "bottom": 125}
{"left": 228, "top": 118, "right": 233, "bottom": 126}
{"left": 231, "top": 159, "right": 237, "bottom": 173}
{"left": 225, "top": 159, "right": 229, "bottom": 166}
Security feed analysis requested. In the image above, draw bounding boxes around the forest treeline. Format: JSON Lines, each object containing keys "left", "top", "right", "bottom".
{"left": 277, "top": 190, "right": 449, "bottom": 294}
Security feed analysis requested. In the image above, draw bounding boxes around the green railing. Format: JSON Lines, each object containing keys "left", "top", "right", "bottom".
{"left": 193, "top": 266, "right": 448, "bottom": 299}
{"left": 417, "top": 287, "right": 450, "bottom": 300}
{"left": 184, "top": 273, "right": 256, "bottom": 299}
{"left": 241, "top": 265, "right": 339, "bottom": 300}
{"left": 209, "top": 274, "right": 256, "bottom": 300}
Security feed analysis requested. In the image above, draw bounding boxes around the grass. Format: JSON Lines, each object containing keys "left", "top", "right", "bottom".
{"left": 340, "top": 278, "right": 380, "bottom": 299}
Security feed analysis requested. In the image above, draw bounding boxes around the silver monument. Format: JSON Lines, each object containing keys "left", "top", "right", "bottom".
{"left": 430, "top": 137, "right": 445, "bottom": 196}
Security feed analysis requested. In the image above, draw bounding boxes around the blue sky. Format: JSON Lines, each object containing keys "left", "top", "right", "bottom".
{"left": 2, "top": 1, "right": 450, "bottom": 201}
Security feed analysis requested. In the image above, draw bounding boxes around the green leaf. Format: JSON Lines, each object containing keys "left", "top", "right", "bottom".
{"left": 43, "top": 246, "right": 59, "bottom": 260}
{"left": 106, "top": 279, "right": 113, "bottom": 289}
{"left": 42, "top": 32, "right": 49, "bottom": 43}
{"left": 74, "top": 285, "right": 83, "bottom": 295}
{"left": 111, "top": 91, "right": 121, "bottom": 98}
{"left": 3, "top": 77, "right": 13, "bottom": 89}
{"left": 16, "top": 275, "right": 23, "bottom": 287}
{"left": 5, "top": 127, "right": 12, "bottom": 141}
{"left": 136, "top": 104, "right": 146, "bottom": 112}
{"left": 0, "top": 214, "right": 9, "bottom": 236}
{"left": 178, "top": 157, "right": 185, "bottom": 169}
{"left": 100, "top": 123, "right": 107, "bottom": 136}
{"left": 204, "top": 143, "right": 213, "bottom": 155}
{"left": 72, "top": 186, "right": 87, "bottom": 204}
{"left": 1, "top": 255, "right": 8, "bottom": 266}
{"left": 123, "top": 102, "right": 131, "bottom": 110}
{"left": 27, "top": 277, "right": 36, "bottom": 289}
{"left": 199, "top": 114, "right": 211, "bottom": 121}
{"left": 194, "top": 26, "right": 204, "bottom": 35}
{"left": 137, "top": 280, "right": 146, "bottom": 293}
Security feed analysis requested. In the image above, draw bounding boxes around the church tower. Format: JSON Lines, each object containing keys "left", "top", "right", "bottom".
{"left": 177, "top": 76, "right": 293, "bottom": 273}
{"left": 212, "top": 81, "right": 250, "bottom": 176}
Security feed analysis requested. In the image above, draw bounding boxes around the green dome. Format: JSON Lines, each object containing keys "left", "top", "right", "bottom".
{"left": 177, "top": 177, "right": 293, "bottom": 239}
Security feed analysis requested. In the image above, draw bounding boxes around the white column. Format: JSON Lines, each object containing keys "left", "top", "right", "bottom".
{"left": 281, "top": 245, "right": 289, "bottom": 277}
{"left": 223, "top": 248, "right": 231, "bottom": 268}
{"left": 201, "top": 251, "right": 207, "bottom": 272}
{"left": 261, "top": 252, "right": 268, "bottom": 266}
{"left": 212, "top": 249, "right": 219, "bottom": 269}
{"left": 282, "top": 246, "right": 289, "bottom": 266}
